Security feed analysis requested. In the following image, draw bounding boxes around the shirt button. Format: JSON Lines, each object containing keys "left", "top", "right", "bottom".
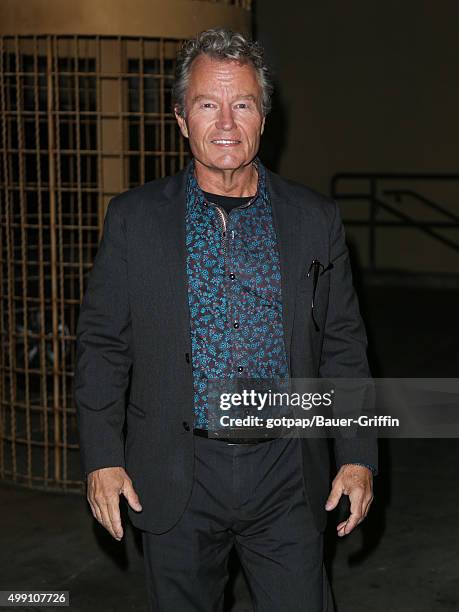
{"left": 237, "top": 366, "right": 244, "bottom": 372}
{"left": 229, "top": 273, "right": 235, "bottom": 280}
{"left": 182, "top": 421, "right": 191, "bottom": 431}
{"left": 233, "top": 321, "right": 239, "bottom": 329}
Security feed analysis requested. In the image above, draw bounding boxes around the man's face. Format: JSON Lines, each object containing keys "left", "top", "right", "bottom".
{"left": 175, "top": 54, "right": 265, "bottom": 172}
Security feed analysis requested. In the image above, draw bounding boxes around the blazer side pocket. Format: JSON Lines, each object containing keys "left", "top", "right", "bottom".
{"left": 127, "top": 401, "right": 146, "bottom": 419}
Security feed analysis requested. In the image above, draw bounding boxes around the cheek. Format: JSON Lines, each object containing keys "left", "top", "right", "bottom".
{"left": 240, "top": 117, "right": 263, "bottom": 140}
{"left": 187, "top": 119, "right": 213, "bottom": 144}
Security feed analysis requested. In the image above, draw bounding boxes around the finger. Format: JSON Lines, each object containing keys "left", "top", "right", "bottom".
{"left": 338, "top": 490, "right": 374, "bottom": 535}
{"left": 91, "top": 500, "right": 105, "bottom": 527}
{"left": 87, "top": 491, "right": 100, "bottom": 520}
{"left": 325, "top": 483, "right": 343, "bottom": 511}
{"left": 87, "top": 485, "right": 101, "bottom": 522}
{"left": 88, "top": 499, "right": 98, "bottom": 522}
{"left": 106, "top": 499, "right": 123, "bottom": 540}
{"left": 362, "top": 493, "right": 374, "bottom": 519}
{"left": 97, "top": 499, "right": 122, "bottom": 540}
{"left": 348, "top": 487, "right": 365, "bottom": 517}
{"left": 92, "top": 490, "right": 116, "bottom": 537}
{"left": 121, "top": 480, "right": 143, "bottom": 512}
{"left": 336, "top": 511, "right": 361, "bottom": 536}
{"left": 348, "top": 479, "right": 373, "bottom": 520}
{"left": 87, "top": 498, "right": 98, "bottom": 519}
{"left": 336, "top": 489, "right": 365, "bottom": 536}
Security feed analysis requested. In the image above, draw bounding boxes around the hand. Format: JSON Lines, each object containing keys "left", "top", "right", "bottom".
{"left": 324, "top": 464, "right": 373, "bottom": 537}
{"left": 86, "top": 466, "right": 142, "bottom": 540}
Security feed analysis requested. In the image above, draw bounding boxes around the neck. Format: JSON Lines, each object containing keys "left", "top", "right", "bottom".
{"left": 194, "top": 159, "right": 258, "bottom": 196}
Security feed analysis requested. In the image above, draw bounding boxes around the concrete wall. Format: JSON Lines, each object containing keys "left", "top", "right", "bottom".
{"left": 0, "top": 0, "right": 251, "bottom": 38}
{"left": 255, "top": 1, "right": 459, "bottom": 273}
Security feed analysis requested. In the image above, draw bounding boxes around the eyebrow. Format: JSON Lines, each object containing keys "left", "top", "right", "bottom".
{"left": 191, "top": 94, "right": 257, "bottom": 104}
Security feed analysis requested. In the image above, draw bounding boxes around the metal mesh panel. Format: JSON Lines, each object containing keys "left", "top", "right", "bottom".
{"left": 0, "top": 35, "right": 190, "bottom": 492}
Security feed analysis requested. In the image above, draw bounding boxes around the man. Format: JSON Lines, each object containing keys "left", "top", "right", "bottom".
{"left": 74, "top": 28, "right": 377, "bottom": 611}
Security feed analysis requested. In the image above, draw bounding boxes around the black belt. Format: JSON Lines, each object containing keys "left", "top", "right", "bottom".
{"left": 193, "top": 428, "right": 277, "bottom": 445}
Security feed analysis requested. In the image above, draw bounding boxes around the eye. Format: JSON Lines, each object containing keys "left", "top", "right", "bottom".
{"left": 235, "top": 103, "right": 249, "bottom": 109}
{"left": 201, "top": 102, "right": 216, "bottom": 108}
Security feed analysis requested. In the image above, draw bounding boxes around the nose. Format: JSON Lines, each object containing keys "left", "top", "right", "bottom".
{"left": 215, "top": 103, "right": 236, "bottom": 131}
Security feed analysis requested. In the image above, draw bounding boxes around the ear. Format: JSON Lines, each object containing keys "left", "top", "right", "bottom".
{"left": 260, "top": 116, "right": 266, "bottom": 135}
{"left": 175, "top": 106, "right": 189, "bottom": 139}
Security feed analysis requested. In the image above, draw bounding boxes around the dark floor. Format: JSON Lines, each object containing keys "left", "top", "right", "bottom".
{"left": 1, "top": 284, "right": 459, "bottom": 611}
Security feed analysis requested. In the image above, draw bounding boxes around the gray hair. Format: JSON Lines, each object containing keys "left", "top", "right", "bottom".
{"left": 172, "top": 27, "right": 274, "bottom": 118}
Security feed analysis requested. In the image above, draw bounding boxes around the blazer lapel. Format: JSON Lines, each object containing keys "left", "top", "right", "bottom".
{"left": 266, "top": 169, "right": 306, "bottom": 374}
{"left": 153, "top": 163, "right": 193, "bottom": 356}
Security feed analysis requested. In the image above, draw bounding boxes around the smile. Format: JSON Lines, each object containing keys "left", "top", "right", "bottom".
{"left": 211, "top": 139, "right": 241, "bottom": 145}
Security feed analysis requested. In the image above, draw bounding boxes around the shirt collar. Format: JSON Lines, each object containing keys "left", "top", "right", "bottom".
{"left": 186, "top": 156, "right": 267, "bottom": 212}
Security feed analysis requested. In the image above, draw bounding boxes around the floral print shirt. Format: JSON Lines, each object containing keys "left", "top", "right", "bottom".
{"left": 185, "top": 158, "right": 289, "bottom": 429}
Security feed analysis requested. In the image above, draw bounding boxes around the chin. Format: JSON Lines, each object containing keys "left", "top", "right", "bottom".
{"left": 207, "top": 153, "right": 249, "bottom": 170}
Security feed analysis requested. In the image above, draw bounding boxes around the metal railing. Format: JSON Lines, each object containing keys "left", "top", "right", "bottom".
{"left": 330, "top": 173, "right": 459, "bottom": 271}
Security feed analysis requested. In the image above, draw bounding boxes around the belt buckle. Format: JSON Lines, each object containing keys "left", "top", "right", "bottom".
{"left": 225, "top": 437, "right": 258, "bottom": 445}
{"left": 193, "top": 428, "right": 273, "bottom": 445}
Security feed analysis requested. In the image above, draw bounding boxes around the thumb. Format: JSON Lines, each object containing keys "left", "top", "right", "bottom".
{"left": 121, "top": 479, "right": 143, "bottom": 511}
{"left": 325, "top": 484, "right": 343, "bottom": 511}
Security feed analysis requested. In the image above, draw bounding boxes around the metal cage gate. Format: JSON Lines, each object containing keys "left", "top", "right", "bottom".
{"left": 0, "top": 35, "right": 192, "bottom": 491}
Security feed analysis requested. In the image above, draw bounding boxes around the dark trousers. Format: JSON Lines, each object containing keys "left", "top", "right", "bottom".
{"left": 141, "top": 434, "right": 335, "bottom": 611}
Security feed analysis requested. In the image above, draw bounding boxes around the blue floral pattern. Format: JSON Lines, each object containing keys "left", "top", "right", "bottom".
{"left": 185, "top": 158, "right": 289, "bottom": 428}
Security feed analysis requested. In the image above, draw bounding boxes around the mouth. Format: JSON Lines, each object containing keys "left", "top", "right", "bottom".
{"left": 210, "top": 139, "right": 241, "bottom": 146}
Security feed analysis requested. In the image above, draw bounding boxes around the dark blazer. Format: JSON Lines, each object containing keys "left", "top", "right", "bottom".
{"left": 74, "top": 161, "right": 377, "bottom": 534}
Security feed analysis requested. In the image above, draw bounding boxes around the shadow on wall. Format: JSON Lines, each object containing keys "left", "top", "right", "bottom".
{"left": 259, "top": 83, "right": 288, "bottom": 174}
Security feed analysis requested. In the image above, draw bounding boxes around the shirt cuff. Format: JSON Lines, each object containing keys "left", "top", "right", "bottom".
{"left": 342, "top": 462, "right": 378, "bottom": 476}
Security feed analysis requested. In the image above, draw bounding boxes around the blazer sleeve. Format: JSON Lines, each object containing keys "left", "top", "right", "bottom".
{"left": 318, "top": 200, "right": 378, "bottom": 473}
{"left": 73, "top": 196, "right": 132, "bottom": 478}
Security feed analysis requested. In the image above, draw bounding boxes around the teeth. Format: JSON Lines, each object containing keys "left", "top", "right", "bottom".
{"left": 212, "top": 140, "right": 239, "bottom": 144}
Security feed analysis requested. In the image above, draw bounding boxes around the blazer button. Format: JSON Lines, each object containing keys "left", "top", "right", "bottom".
{"left": 182, "top": 421, "right": 191, "bottom": 431}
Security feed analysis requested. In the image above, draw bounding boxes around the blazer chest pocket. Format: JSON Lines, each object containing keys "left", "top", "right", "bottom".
{"left": 297, "top": 259, "right": 333, "bottom": 292}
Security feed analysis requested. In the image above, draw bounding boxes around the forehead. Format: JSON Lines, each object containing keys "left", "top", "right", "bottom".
{"left": 187, "top": 54, "right": 260, "bottom": 92}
